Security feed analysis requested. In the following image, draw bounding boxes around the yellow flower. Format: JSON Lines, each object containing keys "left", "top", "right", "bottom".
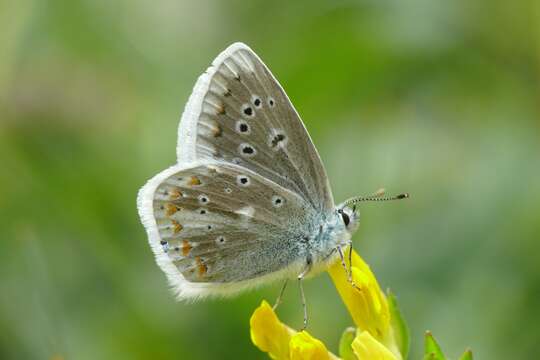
{"left": 327, "top": 249, "right": 390, "bottom": 341}
{"left": 289, "top": 332, "right": 332, "bottom": 360}
{"left": 250, "top": 249, "right": 474, "bottom": 360}
{"left": 250, "top": 249, "right": 406, "bottom": 360}
{"left": 351, "top": 331, "right": 398, "bottom": 360}
{"left": 327, "top": 248, "right": 403, "bottom": 358}
{"left": 250, "top": 301, "right": 339, "bottom": 360}
{"left": 250, "top": 300, "right": 292, "bottom": 359}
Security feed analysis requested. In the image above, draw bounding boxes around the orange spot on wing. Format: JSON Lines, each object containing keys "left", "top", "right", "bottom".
{"left": 188, "top": 176, "right": 202, "bottom": 186}
{"left": 182, "top": 240, "right": 192, "bottom": 256}
{"left": 216, "top": 104, "right": 225, "bottom": 115}
{"left": 212, "top": 125, "right": 223, "bottom": 137}
{"left": 170, "top": 188, "right": 183, "bottom": 199}
{"left": 166, "top": 203, "right": 180, "bottom": 216}
{"left": 171, "top": 220, "right": 183, "bottom": 233}
{"left": 195, "top": 256, "right": 208, "bottom": 277}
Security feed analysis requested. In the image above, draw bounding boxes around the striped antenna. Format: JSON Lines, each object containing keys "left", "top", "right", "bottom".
{"left": 344, "top": 192, "right": 409, "bottom": 206}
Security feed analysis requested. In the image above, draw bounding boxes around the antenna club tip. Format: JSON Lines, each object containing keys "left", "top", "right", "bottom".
{"left": 397, "top": 193, "right": 409, "bottom": 199}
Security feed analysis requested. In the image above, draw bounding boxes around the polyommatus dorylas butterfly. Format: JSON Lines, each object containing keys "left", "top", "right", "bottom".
{"left": 137, "top": 43, "right": 407, "bottom": 326}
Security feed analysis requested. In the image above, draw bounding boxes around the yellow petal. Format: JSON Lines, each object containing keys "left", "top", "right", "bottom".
{"left": 328, "top": 249, "right": 390, "bottom": 341}
{"left": 250, "top": 301, "right": 292, "bottom": 359}
{"left": 289, "top": 331, "right": 331, "bottom": 360}
{"left": 352, "top": 331, "right": 399, "bottom": 360}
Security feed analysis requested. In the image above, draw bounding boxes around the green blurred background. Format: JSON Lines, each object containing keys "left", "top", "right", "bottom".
{"left": 1, "top": 0, "right": 539, "bottom": 359}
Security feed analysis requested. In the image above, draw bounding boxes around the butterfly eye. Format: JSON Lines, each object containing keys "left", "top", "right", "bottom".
{"left": 341, "top": 211, "right": 350, "bottom": 227}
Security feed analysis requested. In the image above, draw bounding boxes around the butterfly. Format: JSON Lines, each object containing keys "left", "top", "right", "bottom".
{"left": 137, "top": 43, "right": 407, "bottom": 323}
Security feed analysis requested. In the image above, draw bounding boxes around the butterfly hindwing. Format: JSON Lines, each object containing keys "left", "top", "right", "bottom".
{"left": 176, "top": 43, "right": 334, "bottom": 213}
{"left": 138, "top": 161, "right": 315, "bottom": 297}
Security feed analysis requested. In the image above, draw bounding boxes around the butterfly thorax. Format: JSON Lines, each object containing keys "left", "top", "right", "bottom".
{"left": 300, "top": 209, "right": 354, "bottom": 277}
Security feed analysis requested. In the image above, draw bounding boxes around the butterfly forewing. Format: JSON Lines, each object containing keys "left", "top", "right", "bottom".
{"left": 177, "top": 43, "right": 334, "bottom": 213}
{"left": 149, "top": 162, "right": 314, "bottom": 283}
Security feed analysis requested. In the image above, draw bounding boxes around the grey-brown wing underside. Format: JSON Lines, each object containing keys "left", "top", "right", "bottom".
{"left": 141, "top": 161, "right": 315, "bottom": 284}
{"left": 176, "top": 42, "right": 334, "bottom": 213}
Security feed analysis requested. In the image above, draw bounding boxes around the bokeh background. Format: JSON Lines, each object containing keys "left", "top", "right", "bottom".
{"left": 1, "top": 0, "right": 539, "bottom": 359}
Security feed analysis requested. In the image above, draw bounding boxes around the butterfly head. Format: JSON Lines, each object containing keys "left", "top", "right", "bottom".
{"left": 336, "top": 204, "right": 360, "bottom": 235}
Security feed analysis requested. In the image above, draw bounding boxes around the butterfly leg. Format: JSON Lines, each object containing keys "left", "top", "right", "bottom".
{"left": 336, "top": 245, "right": 362, "bottom": 292}
{"left": 273, "top": 279, "right": 289, "bottom": 310}
{"left": 298, "top": 256, "right": 312, "bottom": 330}
{"left": 347, "top": 240, "right": 354, "bottom": 282}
